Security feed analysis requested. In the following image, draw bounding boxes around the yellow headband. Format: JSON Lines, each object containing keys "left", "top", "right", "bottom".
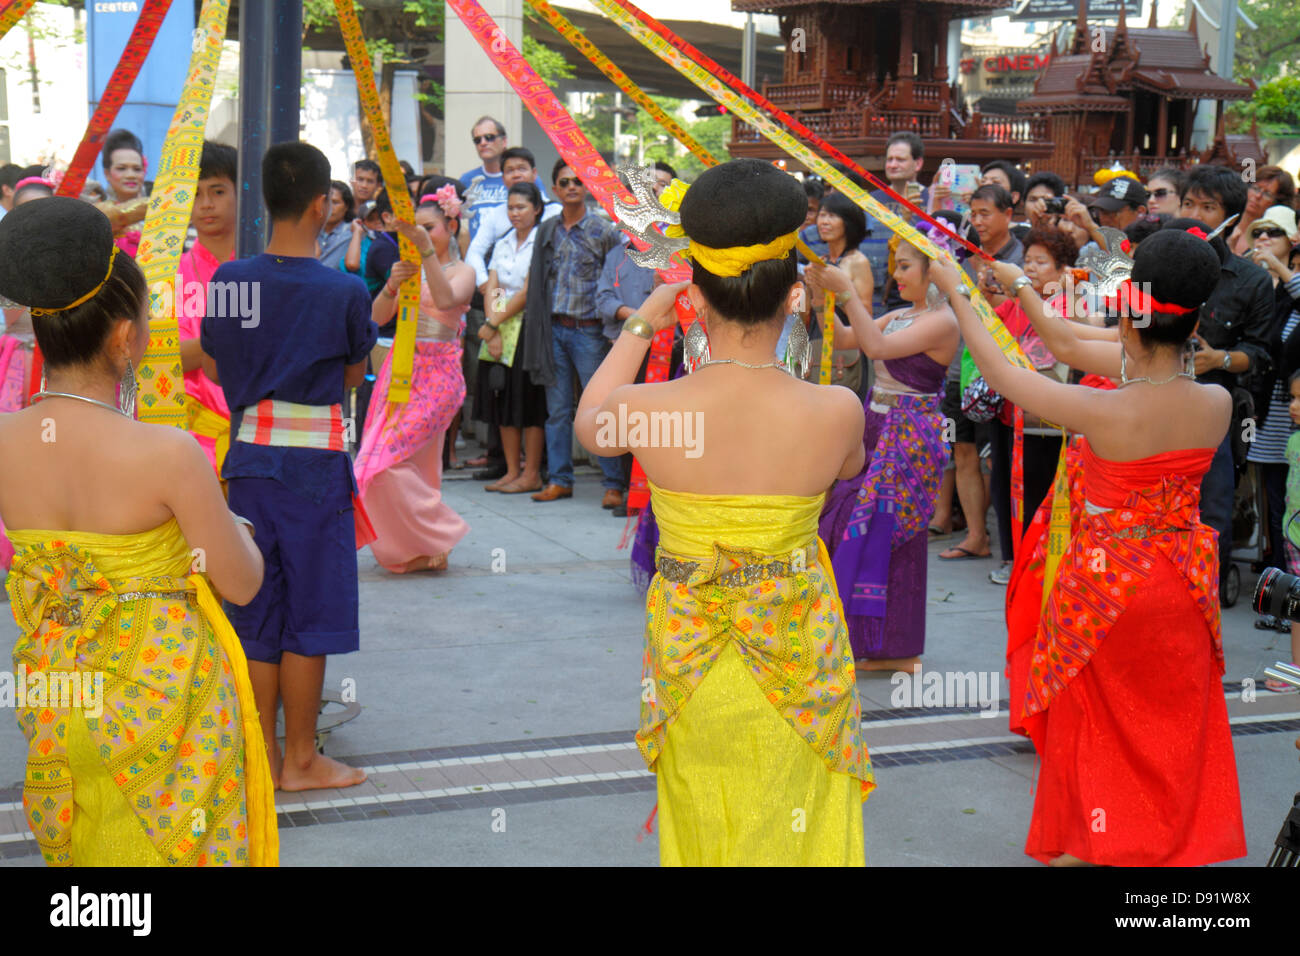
{"left": 29, "top": 244, "right": 121, "bottom": 317}
{"left": 660, "top": 178, "right": 797, "bottom": 277}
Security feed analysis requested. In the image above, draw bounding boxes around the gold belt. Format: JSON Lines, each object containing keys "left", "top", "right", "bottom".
{"left": 655, "top": 546, "right": 815, "bottom": 586}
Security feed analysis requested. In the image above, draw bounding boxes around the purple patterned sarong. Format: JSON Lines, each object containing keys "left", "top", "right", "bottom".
{"left": 821, "top": 352, "right": 948, "bottom": 660}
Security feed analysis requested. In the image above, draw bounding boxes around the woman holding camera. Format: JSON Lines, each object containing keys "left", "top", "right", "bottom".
{"left": 936, "top": 228, "right": 1247, "bottom": 866}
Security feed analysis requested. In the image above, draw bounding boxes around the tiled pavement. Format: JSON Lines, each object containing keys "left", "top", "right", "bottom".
{"left": 3, "top": 460, "right": 1300, "bottom": 865}
{"left": 3, "top": 694, "right": 1296, "bottom": 860}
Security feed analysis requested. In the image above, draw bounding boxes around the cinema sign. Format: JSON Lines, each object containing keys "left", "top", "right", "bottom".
{"left": 961, "top": 52, "right": 1052, "bottom": 74}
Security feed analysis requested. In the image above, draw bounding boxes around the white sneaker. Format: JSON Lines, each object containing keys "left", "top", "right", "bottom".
{"left": 989, "top": 562, "right": 1012, "bottom": 586}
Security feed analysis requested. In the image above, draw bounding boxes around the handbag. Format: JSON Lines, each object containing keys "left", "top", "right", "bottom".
{"left": 961, "top": 375, "right": 1004, "bottom": 423}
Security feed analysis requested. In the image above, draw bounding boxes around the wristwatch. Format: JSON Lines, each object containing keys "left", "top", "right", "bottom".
{"left": 1221, "top": 350, "right": 1233, "bottom": 371}
{"left": 420, "top": 245, "right": 437, "bottom": 259}
{"left": 623, "top": 315, "right": 655, "bottom": 340}
{"left": 951, "top": 284, "right": 972, "bottom": 299}
{"left": 1009, "top": 275, "right": 1033, "bottom": 294}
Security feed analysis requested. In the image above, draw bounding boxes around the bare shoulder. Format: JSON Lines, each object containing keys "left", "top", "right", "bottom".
{"left": 130, "top": 420, "right": 210, "bottom": 472}
{"left": 810, "top": 380, "right": 865, "bottom": 421}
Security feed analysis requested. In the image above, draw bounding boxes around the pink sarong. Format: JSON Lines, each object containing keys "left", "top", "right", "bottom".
{"left": 354, "top": 337, "right": 469, "bottom": 571}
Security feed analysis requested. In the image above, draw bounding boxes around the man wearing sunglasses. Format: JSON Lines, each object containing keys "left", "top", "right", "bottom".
{"left": 459, "top": 116, "right": 509, "bottom": 244}
{"left": 519, "top": 159, "right": 626, "bottom": 507}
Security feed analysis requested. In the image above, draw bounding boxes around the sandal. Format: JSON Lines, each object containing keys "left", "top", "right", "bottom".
{"left": 498, "top": 477, "right": 543, "bottom": 494}
{"left": 938, "top": 545, "right": 992, "bottom": 560}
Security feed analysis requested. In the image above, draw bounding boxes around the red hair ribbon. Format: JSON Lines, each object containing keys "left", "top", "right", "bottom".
{"left": 1186, "top": 227, "right": 1208, "bottom": 240}
{"left": 1106, "top": 277, "right": 1198, "bottom": 318}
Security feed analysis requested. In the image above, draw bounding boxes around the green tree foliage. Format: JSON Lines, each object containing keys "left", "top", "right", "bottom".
{"left": 1235, "top": 1, "right": 1300, "bottom": 84}
{"left": 1229, "top": 75, "right": 1300, "bottom": 135}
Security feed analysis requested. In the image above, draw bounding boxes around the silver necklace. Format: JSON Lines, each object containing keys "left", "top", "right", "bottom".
{"left": 697, "top": 357, "right": 793, "bottom": 374}
{"left": 32, "top": 391, "right": 127, "bottom": 416}
{"left": 1118, "top": 370, "right": 1196, "bottom": 387}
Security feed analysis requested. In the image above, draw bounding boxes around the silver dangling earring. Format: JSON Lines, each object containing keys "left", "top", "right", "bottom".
{"left": 785, "top": 318, "right": 811, "bottom": 379}
{"left": 925, "top": 283, "right": 945, "bottom": 310}
{"left": 1119, "top": 332, "right": 1131, "bottom": 386}
{"left": 684, "top": 320, "right": 710, "bottom": 373}
{"left": 39, "top": 367, "right": 46, "bottom": 395}
{"left": 1182, "top": 339, "right": 1196, "bottom": 378}
{"left": 120, "top": 357, "right": 137, "bottom": 419}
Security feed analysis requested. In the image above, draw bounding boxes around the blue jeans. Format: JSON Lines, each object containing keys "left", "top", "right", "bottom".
{"left": 544, "top": 322, "right": 625, "bottom": 490}
{"left": 1198, "top": 430, "right": 1235, "bottom": 584}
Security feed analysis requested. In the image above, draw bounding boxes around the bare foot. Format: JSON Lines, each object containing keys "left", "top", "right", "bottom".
{"left": 855, "top": 656, "right": 922, "bottom": 673}
{"left": 1048, "top": 852, "right": 1095, "bottom": 867}
{"left": 279, "top": 752, "right": 368, "bottom": 792}
{"left": 402, "top": 554, "right": 448, "bottom": 573}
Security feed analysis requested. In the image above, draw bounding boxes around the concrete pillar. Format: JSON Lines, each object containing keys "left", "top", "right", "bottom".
{"left": 444, "top": 0, "right": 524, "bottom": 177}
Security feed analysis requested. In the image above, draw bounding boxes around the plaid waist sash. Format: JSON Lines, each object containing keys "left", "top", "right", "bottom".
{"left": 235, "top": 399, "right": 344, "bottom": 451}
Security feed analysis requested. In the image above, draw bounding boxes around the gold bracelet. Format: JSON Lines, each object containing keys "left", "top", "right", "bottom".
{"left": 622, "top": 315, "right": 655, "bottom": 340}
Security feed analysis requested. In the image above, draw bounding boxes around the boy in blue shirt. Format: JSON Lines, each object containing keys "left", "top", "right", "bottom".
{"left": 201, "top": 142, "right": 377, "bottom": 790}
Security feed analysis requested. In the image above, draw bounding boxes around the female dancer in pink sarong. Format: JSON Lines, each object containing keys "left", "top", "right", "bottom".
{"left": 355, "top": 181, "right": 473, "bottom": 572}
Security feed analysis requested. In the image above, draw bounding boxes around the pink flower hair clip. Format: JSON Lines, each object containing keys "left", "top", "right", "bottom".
{"left": 420, "top": 183, "right": 462, "bottom": 220}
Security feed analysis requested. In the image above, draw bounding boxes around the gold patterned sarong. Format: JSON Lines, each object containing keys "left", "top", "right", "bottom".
{"left": 640, "top": 482, "right": 873, "bottom": 866}
{"left": 5, "top": 518, "right": 277, "bottom": 866}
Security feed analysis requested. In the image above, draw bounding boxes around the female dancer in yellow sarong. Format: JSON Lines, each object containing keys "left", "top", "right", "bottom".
{"left": 576, "top": 160, "right": 873, "bottom": 865}
{"left": 0, "top": 197, "right": 277, "bottom": 866}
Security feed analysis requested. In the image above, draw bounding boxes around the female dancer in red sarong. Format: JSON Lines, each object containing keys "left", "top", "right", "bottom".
{"left": 931, "top": 228, "right": 1247, "bottom": 867}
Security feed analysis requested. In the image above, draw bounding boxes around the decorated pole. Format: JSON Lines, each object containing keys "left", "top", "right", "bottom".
{"left": 600, "top": 0, "right": 988, "bottom": 264}
{"left": 589, "top": 0, "right": 1031, "bottom": 371}
{"left": 56, "top": 0, "right": 175, "bottom": 199}
{"left": 0, "top": 0, "right": 37, "bottom": 41}
{"left": 133, "top": 0, "right": 232, "bottom": 426}
{"left": 334, "top": 0, "right": 422, "bottom": 404}
{"left": 445, "top": 0, "right": 697, "bottom": 515}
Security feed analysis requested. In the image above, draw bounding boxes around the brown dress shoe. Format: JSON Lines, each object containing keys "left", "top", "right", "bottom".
{"left": 601, "top": 489, "right": 624, "bottom": 510}
{"left": 531, "top": 483, "right": 573, "bottom": 502}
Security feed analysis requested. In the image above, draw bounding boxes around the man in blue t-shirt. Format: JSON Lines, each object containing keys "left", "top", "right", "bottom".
{"left": 459, "top": 115, "right": 509, "bottom": 246}
{"left": 201, "top": 141, "right": 377, "bottom": 793}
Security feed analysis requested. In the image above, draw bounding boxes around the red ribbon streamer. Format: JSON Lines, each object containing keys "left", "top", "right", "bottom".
{"left": 605, "top": 0, "right": 990, "bottom": 263}
{"left": 56, "top": 0, "right": 175, "bottom": 199}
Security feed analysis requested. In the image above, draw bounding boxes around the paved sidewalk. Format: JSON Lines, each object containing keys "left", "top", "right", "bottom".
{"left": 2, "top": 462, "right": 1298, "bottom": 865}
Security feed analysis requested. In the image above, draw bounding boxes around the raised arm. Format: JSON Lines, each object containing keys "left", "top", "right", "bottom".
{"left": 372, "top": 260, "right": 417, "bottom": 326}
{"left": 806, "top": 261, "right": 955, "bottom": 361}
{"left": 989, "top": 260, "right": 1121, "bottom": 379}
{"left": 574, "top": 281, "right": 687, "bottom": 456}
{"left": 395, "top": 219, "right": 473, "bottom": 312}
{"left": 343, "top": 220, "right": 366, "bottom": 273}
{"left": 931, "top": 260, "right": 1109, "bottom": 436}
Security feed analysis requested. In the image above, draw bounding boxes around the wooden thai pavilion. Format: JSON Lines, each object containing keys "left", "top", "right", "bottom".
{"left": 1018, "top": 2, "right": 1257, "bottom": 184}
{"left": 727, "top": 0, "right": 1055, "bottom": 174}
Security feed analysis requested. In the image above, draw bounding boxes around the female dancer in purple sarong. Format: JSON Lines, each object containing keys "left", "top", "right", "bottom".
{"left": 806, "top": 235, "right": 959, "bottom": 672}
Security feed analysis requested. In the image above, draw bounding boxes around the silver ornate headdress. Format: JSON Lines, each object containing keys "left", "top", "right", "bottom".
{"left": 1076, "top": 225, "right": 1132, "bottom": 297}
{"left": 613, "top": 163, "right": 688, "bottom": 270}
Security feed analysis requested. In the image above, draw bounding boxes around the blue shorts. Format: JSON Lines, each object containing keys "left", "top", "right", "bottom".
{"left": 223, "top": 477, "right": 360, "bottom": 664}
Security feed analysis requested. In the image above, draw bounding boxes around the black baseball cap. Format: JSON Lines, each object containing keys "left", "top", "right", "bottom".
{"left": 1093, "top": 176, "right": 1149, "bottom": 211}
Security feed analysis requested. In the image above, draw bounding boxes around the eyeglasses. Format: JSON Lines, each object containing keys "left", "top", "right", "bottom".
{"left": 1247, "top": 183, "right": 1277, "bottom": 197}
{"left": 556, "top": 177, "right": 582, "bottom": 188}
{"left": 1253, "top": 228, "right": 1288, "bottom": 239}
{"left": 1149, "top": 187, "right": 1173, "bottom": 199}
{"left": 472, "top": 133, "right": 502, "bottom": 146}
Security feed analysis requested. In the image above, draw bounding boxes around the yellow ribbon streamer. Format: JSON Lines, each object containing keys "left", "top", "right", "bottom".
{"left": 526, "top": 0, "right": 718, "bottom": 170}
{"left": 1041, "top": 434, "right": 1072, "bottom": 613}
{"left": 335, "top": 0, "right": 419, "bottom": 404}
{"left": 134, "top": 0, "right": 230, "bottom": 426}
{"left": 588, "top": 0, "right": 1034, "bottom": 373}
{"left": 0, "top": 0, "right": 37, "bottom": 40}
